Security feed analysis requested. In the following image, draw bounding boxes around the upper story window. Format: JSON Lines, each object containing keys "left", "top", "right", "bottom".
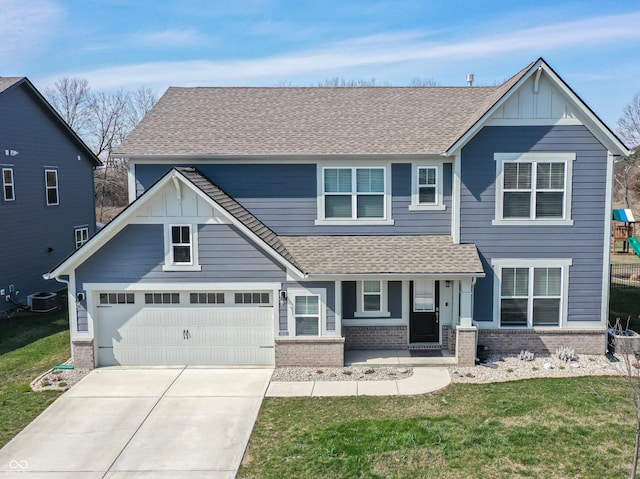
{"left": 2, "top": 168, "right": 14, "bottom": 201}
{"left": 163, "top": 224, "right": 201, "bottom": 271}
{"left": 493, "top": 153, "right": 575, "bottom": 226}
{"left": 74, "top": 227, "right": 89, "bottom": 249}
{"left": 316, "top": 165, "right": 393, "bottom": 225}
{"left": 410, "top": 162, "right": 446, "bottom": 211}
{"left": 45, "top": 169, "right": 59, "bottom": 205}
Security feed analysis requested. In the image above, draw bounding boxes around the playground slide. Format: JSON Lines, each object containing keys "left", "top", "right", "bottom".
{"left": 629, "top": 237, "right": 640, "bottom": 258}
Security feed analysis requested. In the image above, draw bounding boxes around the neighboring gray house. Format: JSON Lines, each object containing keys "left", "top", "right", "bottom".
{"left": 46, "top": 58, "right": 629, "bottom": 369}
{"left": 0, "top": 77, "right": 101, "bottom": 311}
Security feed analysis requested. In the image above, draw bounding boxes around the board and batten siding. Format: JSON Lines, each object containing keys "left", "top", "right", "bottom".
{"left": 0, "top": 83, "right": 96, "bottom": 309}
{"left": 134, "top": 163, "right": 452, "bottom": 235}
{"left": 460, "top": 125, "right": 608, "bottom": 324}
{"left": 75, "top": 223, "right": 286, "bottom": 291}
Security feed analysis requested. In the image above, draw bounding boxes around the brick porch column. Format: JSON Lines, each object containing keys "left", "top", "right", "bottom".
{"left": 456, "top": 326, "right": 477, "bottom": 367}
{"left": 72, "top": 339, "right": 95, "bottom": 369}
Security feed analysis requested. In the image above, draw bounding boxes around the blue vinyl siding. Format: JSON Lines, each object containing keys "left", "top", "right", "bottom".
{"left": 460, "top": 126, "right": 607, "bottom": 324}
{"left": 0, "top": 83, "right": 96, "bottom": 309}
{"left": 341, "top": 280, "right": 401, "bottom": 320}
{"left": 135, "top": 162, "right": 452, "bottom": 235}
{"left": 76, "top": 223, "right": 286, "bottom": 289}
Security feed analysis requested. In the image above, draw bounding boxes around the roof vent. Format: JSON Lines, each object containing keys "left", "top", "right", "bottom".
{"left": 466, "top": 74, "right": 474, "bottom": 87}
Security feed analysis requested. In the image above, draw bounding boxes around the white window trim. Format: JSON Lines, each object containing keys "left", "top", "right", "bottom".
{"left": 355, "top": 280, "right": 391, "bottom": 318}
{"left": 2, "top": 167, "right": 15, "bottom": 201}
{"left": 491, "top": 258, "right": 572, "bottom": 328}
{"left": 162, "top": 224, "right": 202, "bottom": 271}
{"left": 315, "top": 164, "right": 394, "bottom": 225}
{"left": 45, "top": 169, "right": 59, "bottom": 206}
{"left": 287, "top": 287, "right": 328, "bottom": 337}
{"left": 409, "top": 161, "right": 446, "bottom": 211}
{"left": 493, "top": 152, "right": 575, "bottom": 226}
{"left": 75, "top": 226, "right": 89, "bottom": 249}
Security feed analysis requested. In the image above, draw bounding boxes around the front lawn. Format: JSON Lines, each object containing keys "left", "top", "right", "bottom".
{"left": 0, "top": 298, "right": 70, "bottom": 448}
{"left": 240, "top": 376, "right": 635, "bottom": 479}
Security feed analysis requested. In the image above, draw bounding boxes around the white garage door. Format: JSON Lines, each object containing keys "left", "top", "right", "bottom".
{"left": 96, "top": 292, "right": 275, "bottom": 366}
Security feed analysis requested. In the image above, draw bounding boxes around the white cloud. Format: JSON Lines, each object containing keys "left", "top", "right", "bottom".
{"left": 38, "top": 10, "right": 640, "bottom": 91}
{"left": 0, "top": 0, "right": 62, "bottom": 68}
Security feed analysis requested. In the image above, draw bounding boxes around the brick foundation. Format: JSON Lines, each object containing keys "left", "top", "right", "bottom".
{"left": 442, "top": 325, "right": 456, "bottom": 354}
{"left": 275, "top": 337, "right": 345, "bottom": 367}
{"left": 344, "top": 325, "right": 407, "bottom": 350}
{"left": 477, "top": 328, "right": 607, "bottom": 356}
{"left": 72, "top": 339, "right": 95, "bottom": 369}
{"left": 456, "top": 326, "right": 477, "bottom": 367}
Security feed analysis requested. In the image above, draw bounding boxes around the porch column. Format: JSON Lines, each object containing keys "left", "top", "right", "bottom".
{"left": 459, "top": 278, "right": 473, "bottom": 327}
{"left": 456, "top": 277, "right": 476, "bottom": 367}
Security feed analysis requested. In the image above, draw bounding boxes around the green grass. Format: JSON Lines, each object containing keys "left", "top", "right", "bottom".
{"left": 0, "top": 296, "right": 70, "bottom": 448}
{"left": 239, "top": 377, "right": 635, "bottom": 479}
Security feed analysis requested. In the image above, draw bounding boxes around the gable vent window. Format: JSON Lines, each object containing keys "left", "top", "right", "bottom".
{"left": 45, "top": 169, "right": 59, "bottom": 205}
{"left": 145, "top": 293, "right": 180, "bottom": 304}
{"left": 2, "top": 168, "right": 15, "bottom": 201}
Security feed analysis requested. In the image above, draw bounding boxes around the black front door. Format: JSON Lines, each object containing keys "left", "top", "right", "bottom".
{"left": 409, "top": 280, "right": 439, "bottom": 343}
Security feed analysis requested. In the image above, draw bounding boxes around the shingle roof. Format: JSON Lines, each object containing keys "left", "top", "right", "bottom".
{"left": 116, "top": 62, "right": 534, "bottom": 157}
{"left": 0, "top": 77, "right": 24, "bottom": 93}
{"left": 279, "top": 236, "right": 484, "bottom": 275}
{"left": 176, "top": 166, "right": 303, "bottom": 271}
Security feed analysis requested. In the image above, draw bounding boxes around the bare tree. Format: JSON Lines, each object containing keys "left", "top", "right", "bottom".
{"left": 313, "top": 77, "right": 388, "bottom": 87}
{"left": 616, "top": 93, "right": 640, "bottom": 208}
{"left": 409, "top": 77, "right": 440, "bottom": 87}
{"left": 44, "top": 77, "right": 90, "bottom": 131}
{"left": 619, "top": 92, "right": 640, "bottom": 148}
{"left": 127, "top": 86, "right": 158, "bottom": 131}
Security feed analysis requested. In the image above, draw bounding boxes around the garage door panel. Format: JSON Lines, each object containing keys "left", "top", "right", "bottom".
{"left": 97, "top": 296, "right": 275, "bottom": 366}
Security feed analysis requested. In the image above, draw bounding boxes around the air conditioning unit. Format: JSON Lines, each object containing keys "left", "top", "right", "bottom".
{"left": 28, "top": 292, "right": 58, "bottom": 312}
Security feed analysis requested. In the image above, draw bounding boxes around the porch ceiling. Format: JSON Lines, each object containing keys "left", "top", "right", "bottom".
{"left": 279, "top": 235, "right": 484, "bottom": 276}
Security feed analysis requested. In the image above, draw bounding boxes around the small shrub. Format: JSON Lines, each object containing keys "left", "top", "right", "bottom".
{"left": 557, "top": 346, "right": 576, "bottom": 363}
{"left": 465, "top": 372, "right": 475, "bottom": 378}
{"left": 506, "top": 368, "right": 514, "bottom": 373}
{"left": 532, "top": 366, "right": 539, "bottom": 371}
{"left": 342, "top": 370, "right": 353, "bottom": 376}
{"left": 58, "top": 381, "right": 67, "bottom": 387}
{"left": 518, "top": 350, "right": 535, "bottom": 361}
{"left": 559, "top": 366, "right": 565, "bottom": 370}
{"left": 315, "top": 369, "right": 324, "bottom": 374}
{"left": 41, "top": 381, "right": 51, "bottom": 387}
{"left": 364, "top": 368, "right": 375, "bottom": 375}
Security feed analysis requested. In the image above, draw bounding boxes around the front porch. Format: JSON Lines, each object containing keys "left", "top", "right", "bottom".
{"left": 345, "top": 348, "right": 457, "bottom": 367}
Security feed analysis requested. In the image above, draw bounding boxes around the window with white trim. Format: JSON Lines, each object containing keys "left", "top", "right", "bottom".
{"left": 45, "top": 169, "right": 59, "bottom": 205}
{"left": 498, "top": 265, "right": 565, "bottom": 327}
{"left": 494, "top": 153, "right": 574, "bottom": 225}
{"left": 355, "top": 280, "right": 390, "bottom": 317}
{"left": 170, "top": 225, "right": 192, "bottom": 264}
{"left": 74, "top": 227, "right": 89, "bottom": 249}
{"left": 322, "top": 167, "right": 386, "bottom": 220}
{"left": 145, "top": 293, "right": 180, "bottom": 304}
{"left": 190, "top": 293, "right": 225, "bottom": 304}
{"left": 234, "top": 292, "right": 271, "bottom": 305}
{"left": 294, "top": 295, "right": 320, "bottom": 336}
{"left": 2, "top": 168, "right": 15, "bottom": 201}
{"left": 99, "top": 293, "right": 135, "bottom": 305}
{"left": 413, "top": 279, "right": 435, "bottom": 312}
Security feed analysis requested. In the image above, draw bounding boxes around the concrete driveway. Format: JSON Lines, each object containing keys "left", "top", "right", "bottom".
{"left": 0, "top": 367, "right": 272, "bottom": 478}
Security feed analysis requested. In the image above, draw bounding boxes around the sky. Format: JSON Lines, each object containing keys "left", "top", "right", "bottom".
{"left": 1, "top": 0, "right": 639, "bottom": 130}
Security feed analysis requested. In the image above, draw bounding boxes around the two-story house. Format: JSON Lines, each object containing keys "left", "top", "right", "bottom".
{"left": 0, "top": 77, "right": 101, "bottom": 311}
{"left": 45, "top": 58, "right": 629, "bottom": 369}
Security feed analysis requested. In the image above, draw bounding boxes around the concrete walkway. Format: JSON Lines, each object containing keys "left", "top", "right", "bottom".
{"left": 0, "top": 367, "right": 272, "bottom": 479}
{"left": 266, "top": 367, "right": 451, "bottom": 397}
